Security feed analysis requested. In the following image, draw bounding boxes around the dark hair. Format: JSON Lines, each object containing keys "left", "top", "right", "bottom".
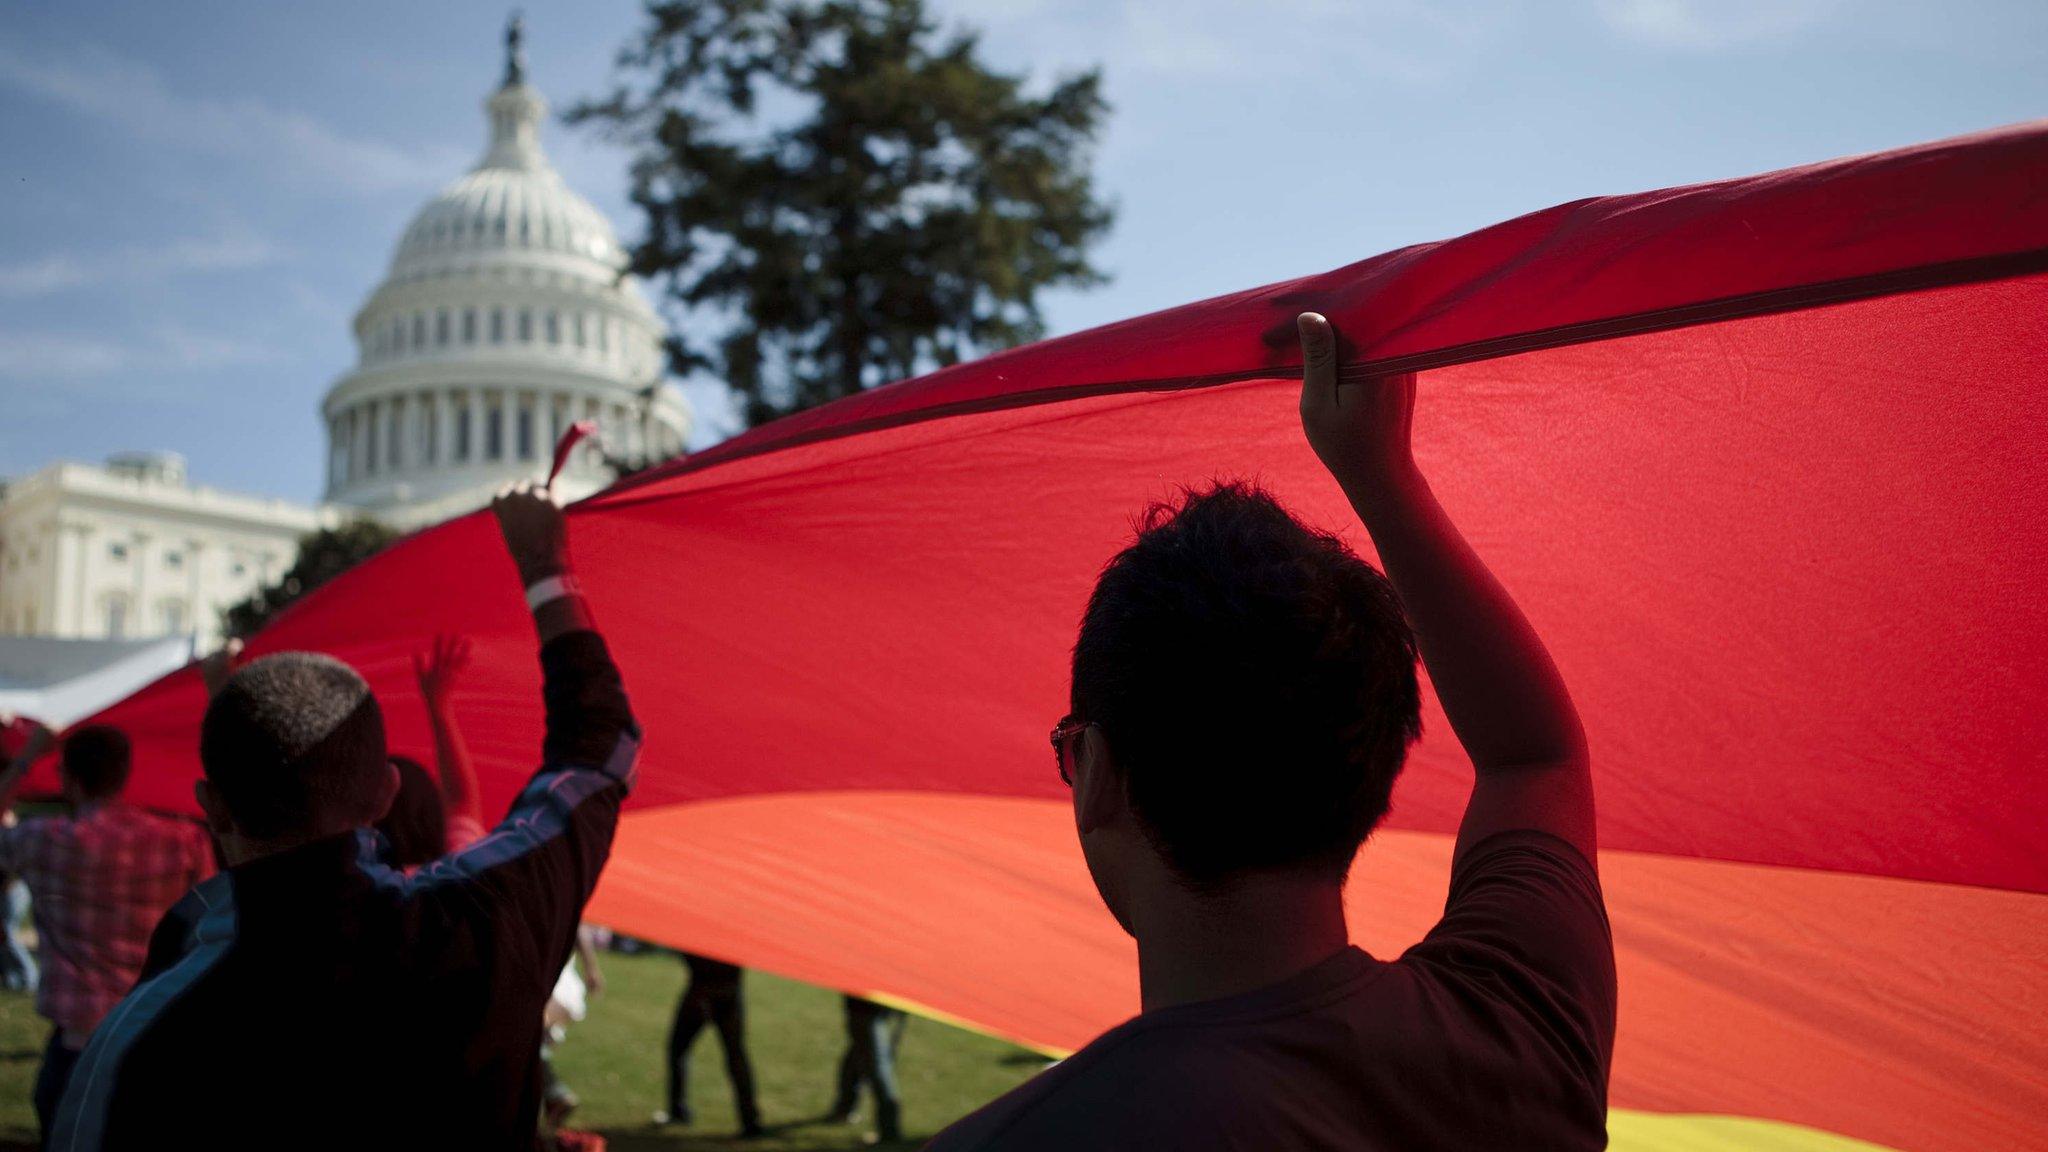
{"left": 61, "top": 725, "right": 132, "bottom": 801}
{"left": 1071, "top": 481, "right": 1421, "bottom": 886}
{"left": 376, "top": 756, "right": 447, "bottom": 868}
{"left": 200, "top": 652, "right": 388, "bottom": 842}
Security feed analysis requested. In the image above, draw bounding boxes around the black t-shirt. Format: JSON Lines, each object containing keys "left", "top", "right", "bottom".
{"left": 927, "top": 831, "right": 1615, "bottom": 1151}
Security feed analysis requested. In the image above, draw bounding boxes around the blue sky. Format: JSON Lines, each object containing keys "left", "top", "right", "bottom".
{"left": 1, "top": 0, "right": 2042, "bottom": 503}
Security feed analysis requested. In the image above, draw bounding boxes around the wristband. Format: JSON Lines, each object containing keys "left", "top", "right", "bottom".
{"left": 524, "top": 573, "right": 582, "bottom": 611}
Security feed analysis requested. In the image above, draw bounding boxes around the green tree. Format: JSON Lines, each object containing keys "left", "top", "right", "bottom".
{"left": 222, "top": 520, "right": 397, "bottom": 639}
{"left": 571, "top": 0, "right": 1113, "bottom": 425}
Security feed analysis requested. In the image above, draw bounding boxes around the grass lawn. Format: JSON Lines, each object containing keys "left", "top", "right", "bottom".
{"left": 0, "top": 949, "right": 1051, "bottom": 1150}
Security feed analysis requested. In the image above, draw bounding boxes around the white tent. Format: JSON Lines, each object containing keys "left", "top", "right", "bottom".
{"left": 0, "top": 636, "right": 194, "bottom": 730}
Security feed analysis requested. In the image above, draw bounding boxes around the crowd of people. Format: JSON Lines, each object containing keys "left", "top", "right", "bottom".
{"left": 0, "top": 314, "right": 1614, "bottom": 1150}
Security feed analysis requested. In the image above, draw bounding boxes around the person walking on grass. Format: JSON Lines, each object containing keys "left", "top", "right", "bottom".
{"left": 829, "top": 994, "right": 907, "bottom": 1144}
{"left": 657, "top": 952, "right": 765, "bottom": 1138}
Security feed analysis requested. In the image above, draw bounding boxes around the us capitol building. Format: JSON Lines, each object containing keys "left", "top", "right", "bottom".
{"left": 0, "top": 23, "right": 688, "bottom": 653}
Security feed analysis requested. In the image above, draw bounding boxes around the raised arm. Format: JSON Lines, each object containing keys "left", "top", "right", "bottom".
{"left": 413, "top": 634, "right": 485, "bottom": 830}
{"left": 496, "top": 482, "right": 599, "bottom": 648}
{"left": 198, "top": 638, "right": 244, "bottom": 700}
{"left": 1296, "top": 313, "right": 1594, "bottom": 866}
{"left": 406, "top": 483, "right": 638, "bottom": 981}
{"left": 0, "top": 716, "right": 55, "bottom": 810}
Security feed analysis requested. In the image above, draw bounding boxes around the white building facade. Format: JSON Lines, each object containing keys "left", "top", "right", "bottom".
{"left": 0, "top": 453, "right": 327, "bottom": 647}
{"left": 320, "top": 24, "right": 688, "bottom": 530}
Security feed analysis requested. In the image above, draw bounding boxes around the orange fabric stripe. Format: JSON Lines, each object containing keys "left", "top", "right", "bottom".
{"left": 587, "top": 793, "right": 2046, "bottom": 1152}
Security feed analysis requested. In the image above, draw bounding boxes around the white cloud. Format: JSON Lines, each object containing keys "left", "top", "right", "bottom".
{"left": 0, "top": 257, "right": 89, "bottom": 298}
{"left": 0, "top": 233, "right": 281, "bottom": 299}
{"left": 939, "top": 0, "right": 1527, "bottom": 87}
{"left": 0, "top": 325, "right": 277, "bottom": 385}
{"left": 0, "top": 42, "right": 460, "bottom": 194}
{"left": 1591, "top": 0, "right": 1846, "bottom": 50}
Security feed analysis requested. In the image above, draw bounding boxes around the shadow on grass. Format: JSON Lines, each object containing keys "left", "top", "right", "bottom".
{"left": 599, "top": 1134, "right": 924, "bottom": 1152}
{"left": 595, "top": 1117, "right": 926, "bottom": 1152}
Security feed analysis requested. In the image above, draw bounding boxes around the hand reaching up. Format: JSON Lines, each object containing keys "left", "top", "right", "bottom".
{"left": 200, "top": 638, "right": 245, "bottom": 700}
{"left": 1296, "top": 312, "right": 1417, "bottom": 494}
{"left": 491, "top": 481, "right": 570, "bottom": 586}
{"left": 414, "top": 635, "right": 472, "bottom": 708}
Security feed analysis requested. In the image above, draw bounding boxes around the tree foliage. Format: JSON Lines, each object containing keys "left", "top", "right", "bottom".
{"left": 571, "top": 0, "right": 1114, "bottom": 425}
{"left": 222, "top": 520, "right": 397, "bottom": 640}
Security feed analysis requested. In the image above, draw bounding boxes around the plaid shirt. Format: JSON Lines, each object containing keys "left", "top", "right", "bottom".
{"left": 0, "top": 803, "right": 215, "bottom": 1042}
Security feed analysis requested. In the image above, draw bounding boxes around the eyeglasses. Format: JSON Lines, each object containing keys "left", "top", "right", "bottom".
{"left": 1049, "top": 715, "right": 1092, "bottom": 786}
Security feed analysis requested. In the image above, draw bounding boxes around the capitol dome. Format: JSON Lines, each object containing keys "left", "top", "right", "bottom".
{"left": 321, "top": 18, "right": 689, "bottom": 527}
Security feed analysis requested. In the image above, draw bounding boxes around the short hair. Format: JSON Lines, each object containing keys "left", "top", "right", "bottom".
{"left": 61, "top": 725, "right": 132, "bottom": 801}
{"left": 1071, "top": 481, "right": 1421, "bottom": 886}
{"left": 200, "top": 653, "right": 388, "bottom": 842}
{"left": 376, "top": 756, "right": 448, "bottom": 868}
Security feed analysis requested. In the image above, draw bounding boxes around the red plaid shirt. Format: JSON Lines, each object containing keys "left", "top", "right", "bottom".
{"left": 0, "top": 803, "right": 215, "bottom": 1042}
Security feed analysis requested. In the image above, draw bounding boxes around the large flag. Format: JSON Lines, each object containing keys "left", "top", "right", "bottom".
{"left": 62, "top": 122, "right": 2046, "bottom": 1150}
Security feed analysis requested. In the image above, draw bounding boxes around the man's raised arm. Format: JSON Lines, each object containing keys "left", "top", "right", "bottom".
{"left": 1296, "top": 313, "right": 1594, "bottom": 866}
{"left": 406, "top": 483, "right": 638, "bottom": 982}
{"left": 0, "top": 717, "right": 54, "bottom": 809}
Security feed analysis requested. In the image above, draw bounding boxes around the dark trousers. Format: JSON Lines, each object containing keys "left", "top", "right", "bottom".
{"left": 34, "top": 1031, "right": 81, "bottom": 1148}
{"left": 668, "top": 984, "right": 760, "bottom": 1129}
{"left": 832, "top": 997, "right": 904, "bottom": 1139}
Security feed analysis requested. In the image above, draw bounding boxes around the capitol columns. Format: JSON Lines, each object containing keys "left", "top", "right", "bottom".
{"left": 400, "top": 395, "right": 416, "bottom": 471}
{"left": 326, "top": 416, "right": 344, "bottom": 491}
{"left": 54, "top": 518, "right": 93, "bottom": 638}
{"left": 435, "top": 391, "right": 456, "bottom": 467}
{"left": 586, "top": 396, "right": 605, "bottom": 472}
{"left": 129, "top": 529, "right": 151, "bottom": 638}
{"left": 383, "top": 395, "right": 403, "bottom": 473}
{"left": 185, "top": 538, "right": 206, "bottom": 636}
{"left": 350, "top": 405, "right": 370, "bottom": 483}
{"left": 392, "top": 393, "right": 413, "bottom": 471}
{"left": 468, "top": 391, "right": 487, "bottom": 465}
{"left": 498, "top": 388, "right": 518, "bottom": 463}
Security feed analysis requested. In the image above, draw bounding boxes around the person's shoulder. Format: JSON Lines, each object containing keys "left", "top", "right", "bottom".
{"left": 1404, "top": 828, "right": 1609, "bottom": 968}
{"left": 1400, "top": 829, "right": 1616, "bottom": 1088}
{"left": 1453, "top": 825, "right": 1600, "bottom": 894}
{"left": 109, "top": 802, "right": 189, "bottom": 829}
{"left": 0, "top": 811, "right": 62, "bottom": 855}
{"left": 122, "top": 807, "right": 213, "bottom": 851}
{"left": 927, "top": 1017, "right": 1252, "bottom": 1151}
{"left": 2, "top": 811, "right": 57, "bottom": 836}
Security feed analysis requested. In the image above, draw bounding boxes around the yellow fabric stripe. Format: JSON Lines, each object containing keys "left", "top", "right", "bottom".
{"left": 1612, "top": 1111, "right": 1901, "bottom": 1151}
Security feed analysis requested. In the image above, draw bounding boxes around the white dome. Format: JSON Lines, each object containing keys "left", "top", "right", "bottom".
{"left": 319, "top": 20, "right": 687, "bottom": 528}
{"left": 391, "top": 165, "right": 624, "bottom": 275}
{"left": 382, "top": 77, "right": 631, "bottom": 287}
